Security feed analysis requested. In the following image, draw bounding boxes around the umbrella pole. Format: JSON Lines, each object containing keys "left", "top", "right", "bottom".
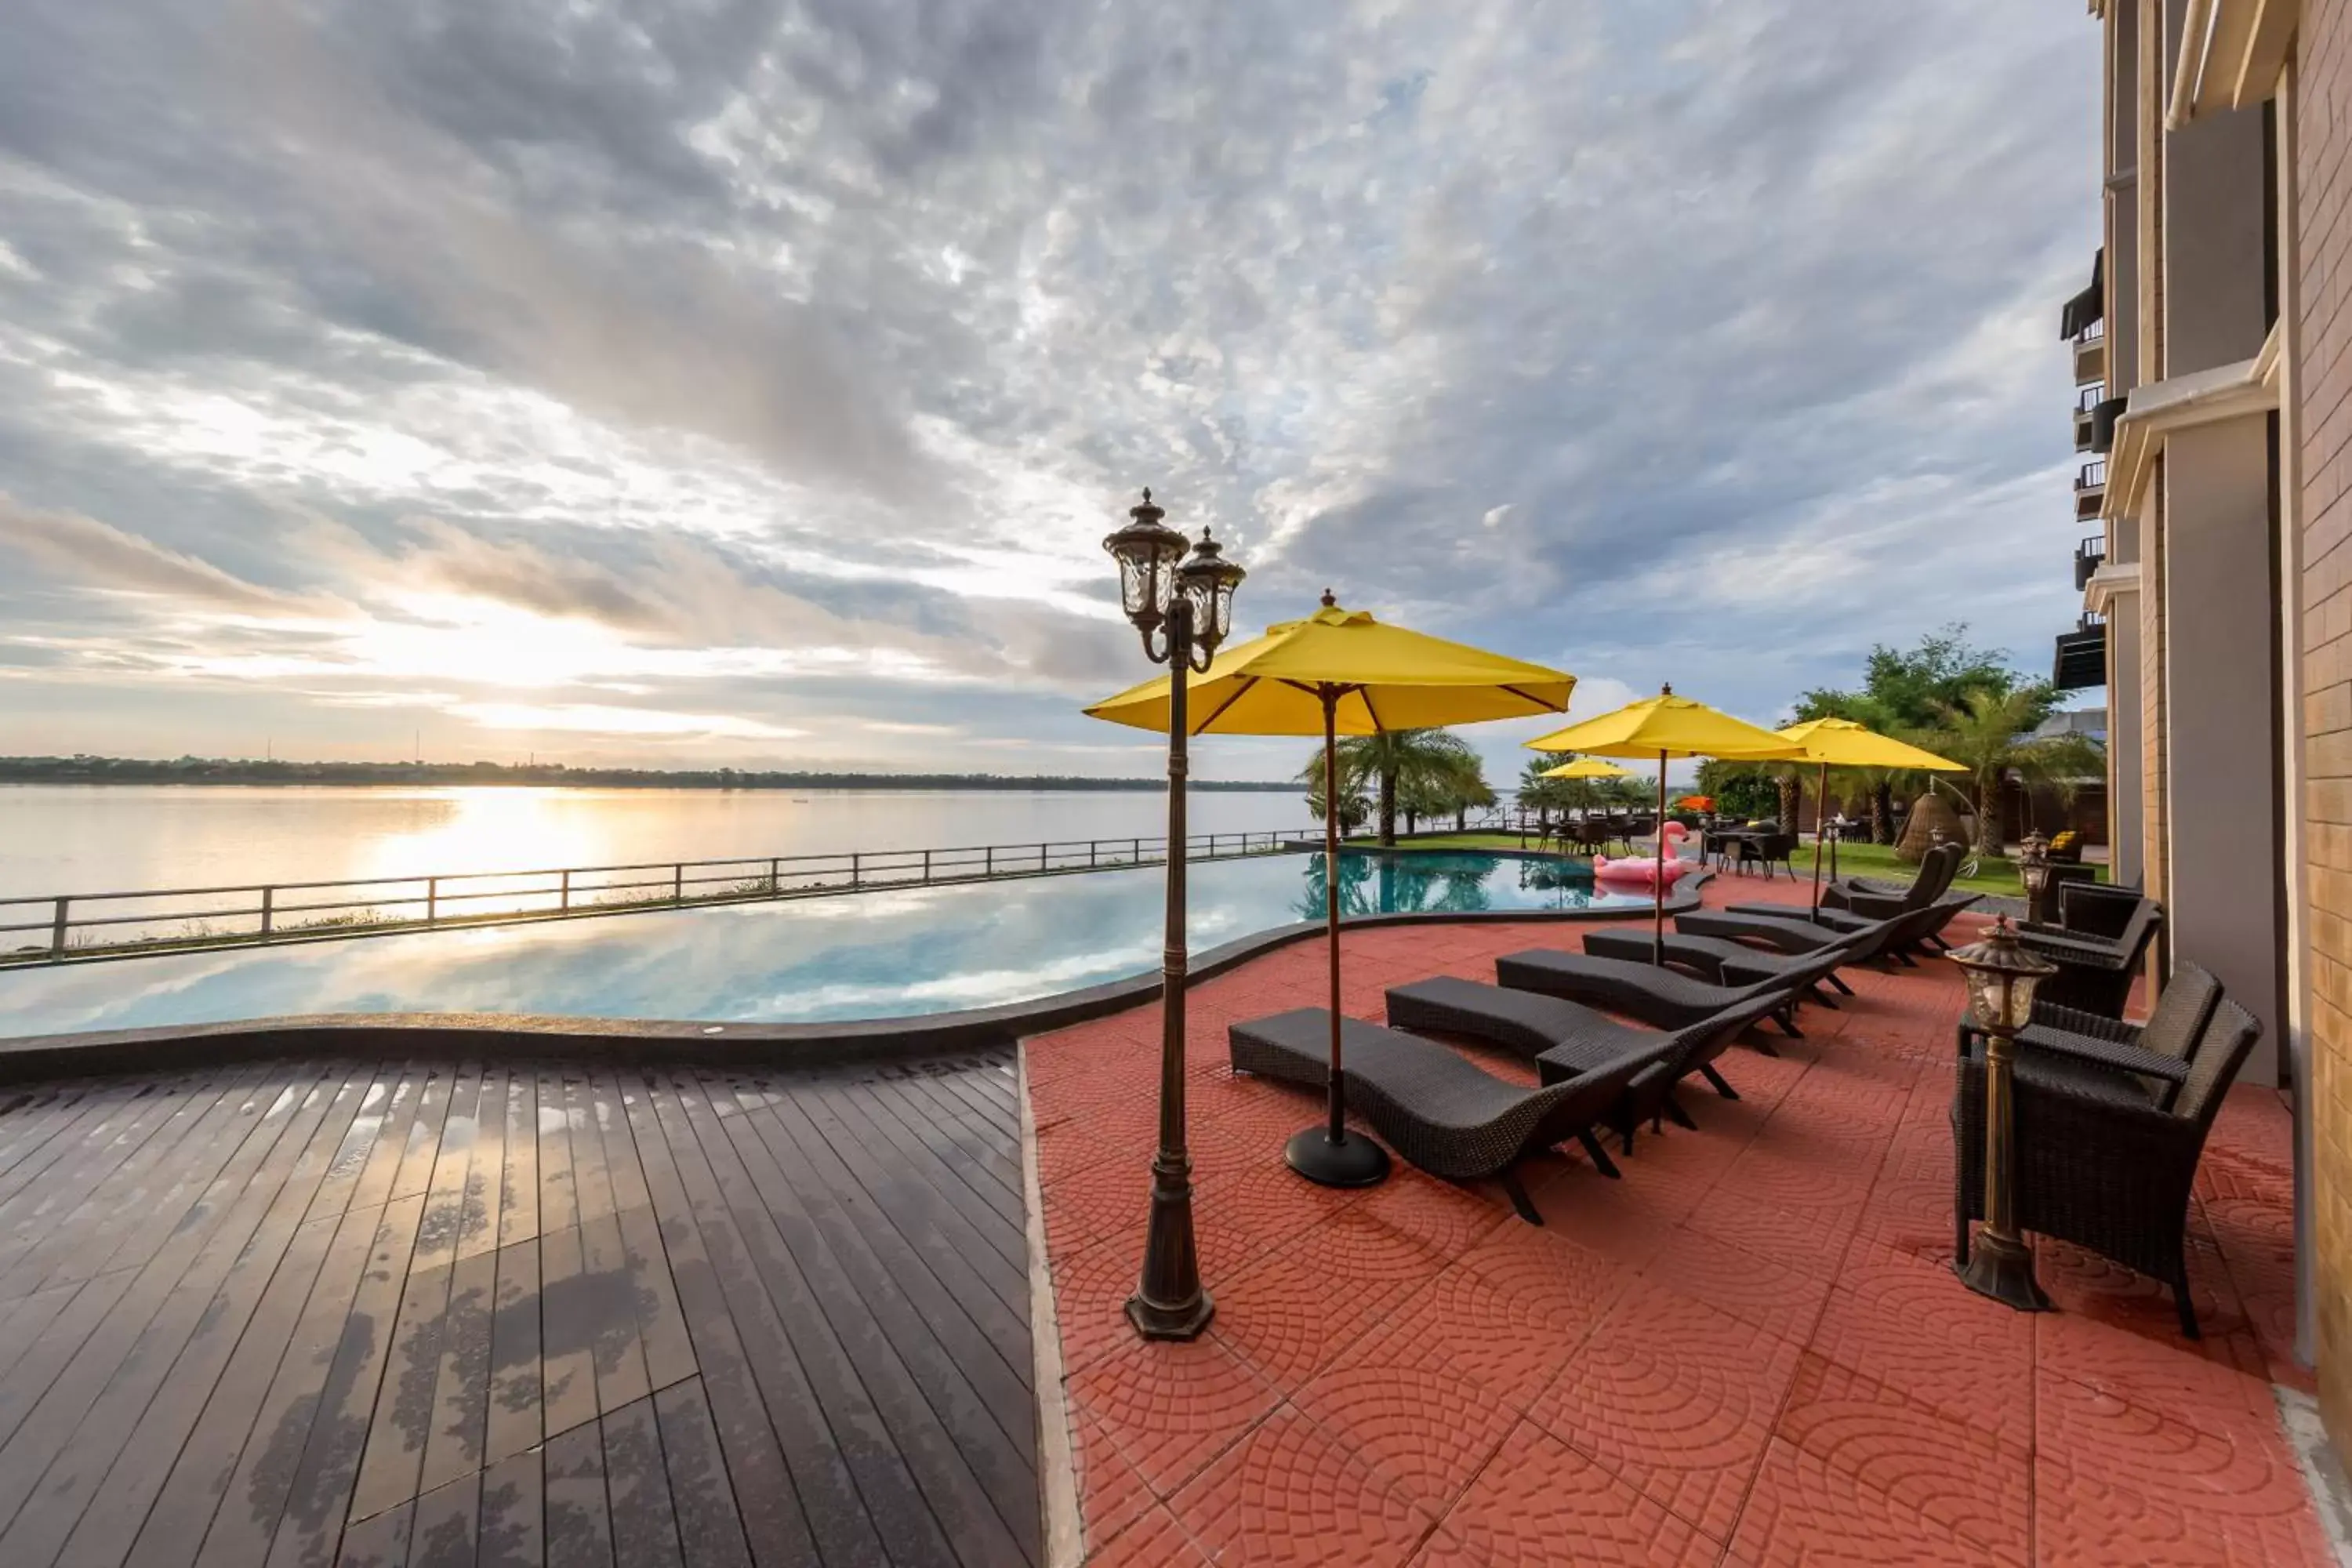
{"left": 1653, "top": 750, "right": 1667, "bottom": 965}
{"left": 1286, "top": 686, "right": 1388, "bottom": 1188}
{"left": 1809, "top": 761, "right": 1828, "bottom": 916}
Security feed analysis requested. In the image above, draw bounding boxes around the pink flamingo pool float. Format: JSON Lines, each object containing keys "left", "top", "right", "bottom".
{"left": 1592, "top": 821, "right": 1702, "bottom": 889}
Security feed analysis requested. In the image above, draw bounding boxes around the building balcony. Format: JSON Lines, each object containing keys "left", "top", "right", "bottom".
{"left": 2074, "top": 384, "right": 2103, "bottom": 452}
{"left": 2074, "top": 319, "right": 2106, "bottom": 387}
{"left": 2075, "top": 457, "right": 2107, "bottom": 520}
{"left": 2060, "top": 248, "right": 2103, "bottom": 340}
{"left": 2054, "top": 612, "right": 2107, "bottom": 691}
{"left": 2074, "top": 531, "right": 2107, "bottom": 591}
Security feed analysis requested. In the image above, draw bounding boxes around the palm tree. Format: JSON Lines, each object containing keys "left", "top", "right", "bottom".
{"left": 1932, "top": 688, "right": 2106, "bottom": 854}
{"left": 1515, "top": 757, "right": 1577, "bottom": 833}
{"left": 1299, "top": 753, "right": 1370, "bottom": 835}
{"left": 1323, "top": 728, "right": 1480, "bottom": 846}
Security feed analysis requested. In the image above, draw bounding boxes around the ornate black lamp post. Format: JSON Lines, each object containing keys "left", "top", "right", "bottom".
{"left": 1102, "top": 489, "right": 1244, "bottom": 1341}
{"left": 1951, "top": 916, "right": 2060, "bottom": 1312}
{"left": 2016, "top": 830, "right": 2053, "bottom": 924}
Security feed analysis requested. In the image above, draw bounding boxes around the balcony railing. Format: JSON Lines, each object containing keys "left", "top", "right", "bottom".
{"left": 2077, "top": 458, "right": 2107, "bottom": 490}
{"left": 2072, "top": 318, "right": 2106, "bottom": 345}
{"left": 2075, "top": 532, "right": 2107, "bottom": 591}
{"left": 2075, "top": 384, "right": 2105, "bottom": 412}
{"left": 0, "top": 829, "right": 1311, "bottom": 967}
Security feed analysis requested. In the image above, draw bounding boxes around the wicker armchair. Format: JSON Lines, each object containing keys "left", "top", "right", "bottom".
{"left": 2015, "top": 893, "right": 2162, "bottom": 1016}
{"left": 2000, "top": 964, "right": 2222, "bottom": 1111}
{"left": 1951, "top": 990, "right": 2261, "bottom": 1338}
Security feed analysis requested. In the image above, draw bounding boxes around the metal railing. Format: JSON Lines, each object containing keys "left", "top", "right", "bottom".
{"left": 2074, "top": 383, "right": 2105, "bottom": 412}
{"left": 2077, "top": 457, "right": 2107, "bottom": 490}
{"left": 0, "top": 829, "right": 1309, "bottom": 967}
{"left": 2073, "top": 318, "right": 2106, "bottom": 345}
{"left": 2075, "top": 532, "right": 2107, "bottom": 590}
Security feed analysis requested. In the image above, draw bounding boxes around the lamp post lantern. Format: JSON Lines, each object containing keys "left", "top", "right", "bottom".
{"left": 1951, "top": 916, "right": 2060, "bottom": 1312}
{"left": 1102, "top": 488, "right": 1243, "bottom": 1341}
{"left": 2016, "top": 830, "right": 2053, "bottom": 924}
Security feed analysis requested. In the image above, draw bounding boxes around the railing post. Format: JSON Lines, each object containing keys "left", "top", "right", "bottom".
{"left": 768, "top": 856, "right": 779, "bottom": 895}
{"left": 1091, "top": 840, "right": 1098, "bottom": 867}
{"left": 1040, "top": 843, "right": 1048, "bottom": 872}
{"left": 923, "top": 848, "right": 931, "bottom": 883}
{"left": 50, "top": 897, "right": 67, "bottom": 956}
{"left": 673, "top": 864, "right": 684, "bottom": 903}
{"left": 985, "top": 846, "right": 993, "bottom": 877}
{"left": 426, "top": 878, "right": 438, "bottom": 924}
{"left": 260, "top": 886, "right": 274, "bottom": 938}
{"left": 851, "top": 852, "right": 862, "bottom": 888}
{"left": 560, "top": 869, "right": 572, "bottom": 912}
{"left": 1134, "top": 837, "right": 1142, "bottom": 863}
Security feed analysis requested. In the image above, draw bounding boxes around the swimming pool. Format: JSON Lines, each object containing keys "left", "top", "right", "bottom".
{"left": 0, "top": 850, "right": 1649, "bottom": 1037}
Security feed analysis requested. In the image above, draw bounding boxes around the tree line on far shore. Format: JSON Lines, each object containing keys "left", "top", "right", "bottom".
{"left": 0, "top": 756, "right": 1296, "bottom": 792}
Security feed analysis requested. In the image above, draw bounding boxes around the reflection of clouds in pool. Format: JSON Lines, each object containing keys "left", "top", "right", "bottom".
{"left": 0, "top": 852, "right": 1645, "bottom": 1036}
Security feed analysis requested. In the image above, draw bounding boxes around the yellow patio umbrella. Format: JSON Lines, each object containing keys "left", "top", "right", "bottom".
{"left": 1087, "top": 592, "right": 1575, "bottom": 1189}
{"left": 1774, "top": 717, "right": 1965, "bottom": 915}
{"left": 1526, "top": 685, "right": 1804, "bottom": 962}
{"left": 1537, "top": 757, "right": 1632, "bottom": 780}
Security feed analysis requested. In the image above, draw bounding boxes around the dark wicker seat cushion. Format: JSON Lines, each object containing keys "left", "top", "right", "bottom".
{"left": 1494, "top": 949, "right": 1790, "bottom": 1029}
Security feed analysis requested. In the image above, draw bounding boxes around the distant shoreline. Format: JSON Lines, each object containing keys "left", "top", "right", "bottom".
{"left": 0, "top": 757, "right": 1294, "bottom": 793}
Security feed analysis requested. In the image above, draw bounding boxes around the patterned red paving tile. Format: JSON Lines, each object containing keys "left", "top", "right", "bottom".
{"left": 1290, "top": 1359, "right": 1519, "bottom": 1517}
{"left": 1331, "top": 1261, "right": 1601, "bottom": 1413}
{"left": 1069, "top": 1334, "right": 1281, "bottom": 1496}
{"left": 1730, "top": 1436, "right": 2024, "bottom": 1568}
{"left": 1806, "top": 1240, "right": 2034, "bottom": 1450}
{"left": 1031, "top": 900, "right": 2316, "bottom": 1566}
{"left": 1774, "top": 1352, "right": 2030, "bottom": 1563}
{"left": 1169, "top": 1406, "right": 1434, "bottom": 1567}
{"left": 1638, "top": 1225, "right": 1836, "bottom": 1345}
{"left": 1207, "top": 1244, "right": 1416, "bottom": 1393}
{"left": 1529, "top": 1279, "right": 1802, "bottom": 1540}
{"left": 1074, "top": 1408, "right": 1155, "bottom": 1548}
{"left": 1440, "top": 1421, "right": 1725, "bottom": 1568}
{"left": 1086, "top": 1504, "right": 1212, "bottom": 1568}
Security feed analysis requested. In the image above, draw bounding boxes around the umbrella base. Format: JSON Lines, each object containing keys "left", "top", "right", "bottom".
{"left": 1284, "top": 1126, "right": 1391, "bottom": 1188}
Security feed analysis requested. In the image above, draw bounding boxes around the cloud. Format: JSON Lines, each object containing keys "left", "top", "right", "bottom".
{"left": 0, "top": 0, "right": 2100, "bottom": 775}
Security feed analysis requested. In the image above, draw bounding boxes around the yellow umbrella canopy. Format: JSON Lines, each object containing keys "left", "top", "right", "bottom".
{"left": 1086, "top": 592, "right": 1576, "bottom": 1190}
{"left": 1773, "top": 717, "right": 1965, "bottom": 913}
{"left": 1083, "top": 595, "right": 1577, "bottom": 736}
{"left": 1526, "top": 686, "right": 1804, "bottom": 962}
{"left": 1538, "top": 757, "right": 1633, "bottom": 780}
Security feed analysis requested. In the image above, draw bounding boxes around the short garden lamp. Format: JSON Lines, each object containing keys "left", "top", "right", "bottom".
{"left": 2016, "top": 831, "right": 2053, "bottom": 924}
{"left": 1101, "top": 489, "right": 1245, "bottom": 1341}
{"left": 1950, "top": 916, "right": 2060, "bottom": 1312}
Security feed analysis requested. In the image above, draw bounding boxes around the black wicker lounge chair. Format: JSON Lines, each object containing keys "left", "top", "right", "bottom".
{"left": 1383, "top": 976, "right": 1735, "bottom": 1145}
{"left": 1493, "top": 947, "right": 1805, "bottom": 1030}
{"left": 1952, "top": 991, "right": 2261, "bottom": 1338}
{"left": 1727, "top": 843, "right": 1959, "bottom": 935}
{"left": 1579, "top": 927, "right": 1860, "bottom": 1002}
{"left": 1227, "top": 1008, "right": 1661, "bottom": 1221}
{"left": 2015, "top": 893, "right": 2163, "bottom": 1016}
{"left": 1795, "top": 890, "right": 1986, "bottom": 956}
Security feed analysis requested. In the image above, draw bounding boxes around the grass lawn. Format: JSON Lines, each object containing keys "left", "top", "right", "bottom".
{"left": 1352, "top": 833, "right": 2100, "bottom": 900}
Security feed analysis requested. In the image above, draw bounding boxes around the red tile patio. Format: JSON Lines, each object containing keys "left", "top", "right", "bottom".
{"left": 1024, "top": 877, "right": 2329, "bottom": 1566}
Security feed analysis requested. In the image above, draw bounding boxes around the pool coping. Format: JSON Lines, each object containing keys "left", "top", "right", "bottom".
{"left": 0, "top": 874, "right": 1711, "bottom": 1081}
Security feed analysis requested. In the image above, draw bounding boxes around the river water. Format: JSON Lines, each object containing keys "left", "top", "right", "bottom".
{"left": 0, "top": 785, "right": 1311, "bottom": 897}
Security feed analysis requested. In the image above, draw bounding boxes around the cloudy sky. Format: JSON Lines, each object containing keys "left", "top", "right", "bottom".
{"left": 0, "top": 0, "right": 2098, "bottom": 782}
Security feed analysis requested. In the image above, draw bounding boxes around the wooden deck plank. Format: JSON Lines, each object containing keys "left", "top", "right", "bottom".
{"left": 622, "top": 1083, "right": 826, "bottom": 1568}
{"left": 600, "top": 1395, "right": 684, "bottom": 1568}
{"left": 474, "top": 1450, "right": 542, "bottom": 1568}
{"left": 540, "top": 1424, "right": 612, "bottom": 1568}
{"left": 494, "top": 1071, "right": 537, "bottom": 1251}
{"left": 481, "top": 1240, "right": 541, "bottom": 1468}
{"left": 653, "top": 1379, "right": 754, "bottom": 1568}
{"left": 646, "top": 1078, "right": 897, "bottom": 1568}
{"left": 734, "top": 1094, "right": 1037, "bottom": 1561}
{"left": 406, "top": 1471, "right": 480, "bottom": 1568}
{"left": 577, "top": 1209, "right": 652, "bottom": 1415}
{"left": 334, "top": 1500, "right": 413, "bottom": 1568}
{"left": 0, "top": 1067, "right": 354, "bottom": 1559}
{"left": 258, "top": 1192, "right": 428, "bottom": 1568}
{"left": 454, "top": 1066, "right": 504, "bottom": 1265}
{"left": 683, "top": 1079, "right": 1010, "bottom": 1568}
{"left": 0, "top": 1052, "right": 1036, "bottom": 1568}
{"left": 129, "top": 1200, "right": 385, "bottom": 1568}
{"left": 417, "top": 1247, "right": 498, "bottom": 1499}
{"left": 534, "top": 1225, "right": 597, "bottom": 1440}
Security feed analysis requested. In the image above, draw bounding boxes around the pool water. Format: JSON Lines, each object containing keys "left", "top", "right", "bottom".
{"left": 0, "top": 851, "right": 1648, "bottom": 1037}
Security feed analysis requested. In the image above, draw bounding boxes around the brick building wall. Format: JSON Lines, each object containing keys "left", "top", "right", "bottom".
{"left": 2297, "top": 0, "right": 2352, "bottom": 1453}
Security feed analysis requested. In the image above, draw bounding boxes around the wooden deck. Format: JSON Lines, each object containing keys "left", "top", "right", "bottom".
{"left": 0, "top": 1049, "right": 1040, "bottom": 1567}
